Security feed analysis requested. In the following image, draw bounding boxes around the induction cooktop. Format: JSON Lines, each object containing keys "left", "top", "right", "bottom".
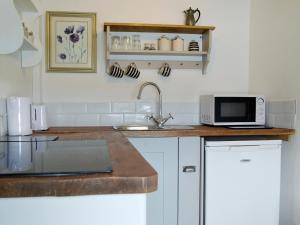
{"left": 0, "top": 138, "right": 112, "bottom": 176}
{"left": 0, "top": 135, "right": 59, "bottom": 142}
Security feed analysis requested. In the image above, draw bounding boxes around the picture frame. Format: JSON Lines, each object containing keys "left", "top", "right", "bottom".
{"left": 46, "top": 11, "right": 97, "bottom": 73}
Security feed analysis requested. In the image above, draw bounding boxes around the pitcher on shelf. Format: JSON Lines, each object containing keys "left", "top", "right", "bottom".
{"left": 184, "top": 7, "right": 201, "bottom": 26}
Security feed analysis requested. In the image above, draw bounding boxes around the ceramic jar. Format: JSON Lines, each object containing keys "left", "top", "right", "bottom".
{"left": 172, "top": 35, "right": 184, "bottom": 51}
{"left": 158, "top": 35, "right": 171, "bottom": 51}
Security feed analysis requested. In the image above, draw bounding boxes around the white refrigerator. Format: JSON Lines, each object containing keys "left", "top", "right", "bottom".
{"left": 204, "top": 138, "right": 282, "bottom": 225}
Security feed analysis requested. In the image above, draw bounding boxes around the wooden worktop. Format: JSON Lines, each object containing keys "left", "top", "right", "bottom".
{"left": 0, "top": 126, "right": 294, "bottom": 198}
{"left": 0, "top": 129, "right": 157, "bottom": 197}
{"left": 120, "top": 125, "right": 295, "bottom": 140}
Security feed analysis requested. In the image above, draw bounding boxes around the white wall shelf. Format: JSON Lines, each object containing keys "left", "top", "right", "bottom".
{"left": 104, "top": 23, "right": 215, "bottom": 75}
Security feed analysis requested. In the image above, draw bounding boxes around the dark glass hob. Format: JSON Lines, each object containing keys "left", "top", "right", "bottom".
{"left": 0, "top": 135, "right": 59, "bottom": 142}
{"left": 0, "top": 137, "right": 112, "bottom": 176}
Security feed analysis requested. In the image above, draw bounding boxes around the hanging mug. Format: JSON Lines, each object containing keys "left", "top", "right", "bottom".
{"left": 158, "top": 63, "right": 171, "bottom": 77}
{"left": 125, "top": 63, "right": 140, "bottom": 79}
{"left": 108, "top": 62, "right": 124, "bottom": 78}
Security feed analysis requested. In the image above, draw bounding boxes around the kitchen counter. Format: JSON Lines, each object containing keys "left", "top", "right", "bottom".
{"left": 120, "top": 125, "right": 294, "bottom": 140}
{"left": 0, "top": 129, "right": 157, "bottom": 197}
{"left": 0, "top": 125, "right": 294, "bottom": 197}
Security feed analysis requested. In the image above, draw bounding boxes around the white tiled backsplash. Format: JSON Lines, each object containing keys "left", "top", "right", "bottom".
{"left": 0, "top": 99, "right": 296, "bottom": 129}
{"left": 46, "top": 101, "right": 200, "bottom": 127}
{"left": 266, "top": 100, "right": 297, "bottom": 129}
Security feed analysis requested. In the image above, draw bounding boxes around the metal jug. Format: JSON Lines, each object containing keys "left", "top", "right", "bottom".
{"left": 184, "top": 7, "right": 201, "bottom": 26}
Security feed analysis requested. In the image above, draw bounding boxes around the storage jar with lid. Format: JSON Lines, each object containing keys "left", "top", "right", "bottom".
{"left": 172, "top": 35, "right": 184, "bottom": 51}
{"left": 158, "top": 35, "right": 171, "bottom": 51}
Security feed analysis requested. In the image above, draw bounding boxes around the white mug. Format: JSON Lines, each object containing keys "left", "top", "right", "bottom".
{"left": 7, "top": 97, "right": 32, "bottom": 136}
{"left": 31, "top": 105, "right": 48, "bottom": 131}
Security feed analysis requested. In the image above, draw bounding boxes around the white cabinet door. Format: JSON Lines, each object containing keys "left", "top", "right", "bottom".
{"left": 129, "top": 137, "right": 178, "bottom": 225}
{"left": 178, "top": 137, "right": 201, "bottom": 225}
{"left": 205, "top": 145, "right": 281, "bottom": 225}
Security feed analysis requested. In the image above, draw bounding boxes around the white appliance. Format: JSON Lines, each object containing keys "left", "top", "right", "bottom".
{"left": 200, "top": 94, "right": 265, "bottom": 126}
{"left": 7, "top": 97, "right": 32, "bottom": 136}
{"left": 31, "top": 105, "right": 48, "bottom": 131}
{"left": 204, "top": 138, "right": 281, "bottom": 225}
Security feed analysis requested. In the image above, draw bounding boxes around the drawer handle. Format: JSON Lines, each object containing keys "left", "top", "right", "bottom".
{"left": 240, "top": 159, "right": 251, "bottom": 163}
{"left": 183, "top": 166, "right": 196, "bottom": 173}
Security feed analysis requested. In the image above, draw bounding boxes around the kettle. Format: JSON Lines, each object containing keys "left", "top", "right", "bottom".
{"left": 184, "top": 7, "right": 201, "bottom": 26}
{"left": 7, "top": 97, "right": 32, "bottom": 136}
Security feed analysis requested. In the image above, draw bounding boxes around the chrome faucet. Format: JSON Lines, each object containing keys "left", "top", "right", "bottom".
{"left": 137, "top": 82, "right": 173, "bottom": 128}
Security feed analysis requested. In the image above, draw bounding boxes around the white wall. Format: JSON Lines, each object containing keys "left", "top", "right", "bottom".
{"left": 40, "top": 0, "right": 250, "bottom": 103}
{"left": 0, "top": 52, "right": 33, "bottom": 98}
{"left": 249, "top": 0, "right": 300, "bottom": 224}
{"left": 0, "top": 52, "right": 33, "bottom": 134}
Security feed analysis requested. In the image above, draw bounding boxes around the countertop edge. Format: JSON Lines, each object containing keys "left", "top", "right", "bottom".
{"left": 0, "top": 174, "right": 158, "bottom": 198}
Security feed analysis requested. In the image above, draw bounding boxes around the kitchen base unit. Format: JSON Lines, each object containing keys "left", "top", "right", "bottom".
{"left": 204, "top": 138, "right": 282, "bottom": 225}
{"left": 129, "top": 137, "right": 179, "bottom": 225}
{"left": 0, "top": 194, "right": 146, "bottom": 225}
{"left": 129, "top": 137, "right": 201, "bottom": 225}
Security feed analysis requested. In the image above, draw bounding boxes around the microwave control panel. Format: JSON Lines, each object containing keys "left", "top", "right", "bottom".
{"left": 255, "top": 97, "right": 266, "bottom": 124}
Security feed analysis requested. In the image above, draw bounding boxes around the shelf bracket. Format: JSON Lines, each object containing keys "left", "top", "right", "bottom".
{"left": 202, "top": 30, "right": 212, "bottom": 75}
{"left": 106, "top": 25, "right": 111, "bottom": 74}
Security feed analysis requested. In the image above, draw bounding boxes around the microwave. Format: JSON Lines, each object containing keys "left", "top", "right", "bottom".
{"left": 200, "top": 94, "right": 265, "bottom": 126}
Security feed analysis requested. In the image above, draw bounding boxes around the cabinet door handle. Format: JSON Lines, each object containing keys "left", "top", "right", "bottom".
{"left": 183, "top": 166, "right": 196, "bottom": 173}
{"left": 240, "top": 159, "right": 251, "bottom": 163}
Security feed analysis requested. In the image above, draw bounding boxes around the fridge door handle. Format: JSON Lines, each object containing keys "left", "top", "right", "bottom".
{"left": 229, "top": 146, "right": 260, "bottom": 151}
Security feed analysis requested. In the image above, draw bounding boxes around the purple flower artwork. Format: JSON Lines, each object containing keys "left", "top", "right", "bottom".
{"left": 56, "top": 23, "right": 88, "bottom": 64}
{"left": 47, "top": 12, "right": 96, "bottom": 72}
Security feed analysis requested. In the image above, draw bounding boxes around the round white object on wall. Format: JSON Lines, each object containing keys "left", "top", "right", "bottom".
{"left": 0, "top": 0, "right": 24, "bottom": 54}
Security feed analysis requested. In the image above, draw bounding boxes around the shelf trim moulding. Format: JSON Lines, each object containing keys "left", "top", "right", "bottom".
{"left": 104, "top": 23, "right": 216, "bottom": 34}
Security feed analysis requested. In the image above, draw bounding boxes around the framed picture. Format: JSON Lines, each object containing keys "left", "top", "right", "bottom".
{"left": 46, "top": 11, "right": 97, "bottom": 73}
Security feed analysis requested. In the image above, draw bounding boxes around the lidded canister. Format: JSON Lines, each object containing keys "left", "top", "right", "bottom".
{"left": 158, "top": 35, "right": 171, "bottom": 51}
{"left": 172, "top": 35, "right": 184, "bottom": 51}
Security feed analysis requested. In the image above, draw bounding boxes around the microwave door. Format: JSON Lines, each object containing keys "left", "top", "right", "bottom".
{"left": 214, "top": 97, "right": 256, "bottom": 123}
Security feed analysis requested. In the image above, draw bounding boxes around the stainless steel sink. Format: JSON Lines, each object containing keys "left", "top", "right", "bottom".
{"left": 113, "top": 125, "right": 195, "bottom": 131}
